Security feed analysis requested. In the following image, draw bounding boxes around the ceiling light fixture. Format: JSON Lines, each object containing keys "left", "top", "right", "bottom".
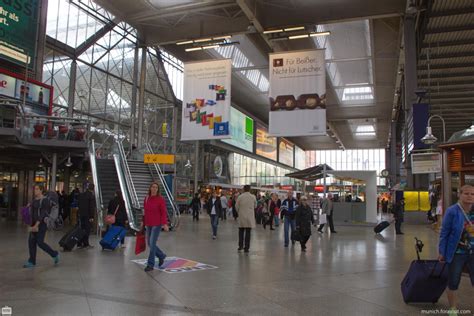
{"left": 65, "top": 155, "right": 73, "bottom": 167}
{"left": 184, "top": 159, "right": 192, "bottom": 169}
{"left": 213, "top": 36, "right": 231, "bottom": 40}
{"left": 309, "top": 31, "right": 331, "bottom": 37}
{"left": 346, "top": 82, "right": 369, "bottom": 86}
{"left": 194, "top": 38, "right": 212, "bottom": 43}
{"left": 263, "top": 29, "right": 283, "bottom": 34}
{"left": 289, "top": 34, "right": 309, "bottom": 40}
{"left": 185, "top": 47, "right": 202, "bottom": 52}
{"left": 176, "top": 40, "right": 193, "bottom": 45}
{"left": 203, "top": 45, "right": 219, "bottom": 50}
{"left": 284, "top": 26, "right": 305, "bottom": 32}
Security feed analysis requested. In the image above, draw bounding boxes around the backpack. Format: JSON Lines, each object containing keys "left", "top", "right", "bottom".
{"left": 44, "top": 191, "right": 60, "bottom": 230}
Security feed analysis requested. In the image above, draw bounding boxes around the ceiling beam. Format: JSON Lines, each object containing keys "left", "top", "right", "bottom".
{"left": 425, "top": 24, "right": 474, "bottom": 34}
{"left": 419, "top": 51, "right": 474, "bottom": 60}
{"left": 429, "top": 7, "right": 474, "bottom": 17}
{"left": 418, "top": 79, "right": 474, "bottom": 86}
{"left": 429, "top": 93, "right": 474, "bottom": 100}
{"left": 236, "top": 0, "right": 274, "bottom": 50}
{"left": 418, "top": 72, "right": 474, "bottom": 79}
{"left": 417, "top": 62, "right": 474, "bottom": 70}
{"left": 430, "top": 100, "right": 473, "bottom": 105}
{"left": 421, "top": 39, "right": 474, "bottom": 48}
{"left": 327, "top": 105, "right": 390, "bottom": 121}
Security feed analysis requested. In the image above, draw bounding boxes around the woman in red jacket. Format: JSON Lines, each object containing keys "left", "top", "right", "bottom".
{"left": 142, "top": 182, "right": 169, "bottom": 272}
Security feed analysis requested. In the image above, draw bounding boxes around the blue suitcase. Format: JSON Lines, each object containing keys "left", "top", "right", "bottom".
{"left": 100, "top": 225, "right": 127, "bottom": 250}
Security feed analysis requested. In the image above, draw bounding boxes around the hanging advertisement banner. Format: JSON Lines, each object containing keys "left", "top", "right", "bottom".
{"left": 295, "top": 146, "right": 306, "bottom": 170}
{"left": 222, "top": 106, "right": 254, "bottom": 152}
{"left": 181, "top": 59, "right": 231, "bottom": 141}
{"left": 278, "top": 138, "right": 294, "bottom": 167}
{"left": 256, "top": 122, "right": 277, "bottom": 161}
{"left": 268, "top": 49, "right": 326, "bottom": 137}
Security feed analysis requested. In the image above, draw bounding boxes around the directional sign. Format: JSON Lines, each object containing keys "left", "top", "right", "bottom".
{"left": 144, "top": 154, "right": 175, "bottom": 164}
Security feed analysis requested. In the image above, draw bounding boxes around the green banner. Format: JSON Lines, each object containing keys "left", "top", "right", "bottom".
{"left": 0, "top": 0, "right": 39, "bottom": 67}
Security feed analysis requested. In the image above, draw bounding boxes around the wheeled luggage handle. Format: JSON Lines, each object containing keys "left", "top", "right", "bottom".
{"left": 428, "top": 261, "right": 446, "bottom": 279}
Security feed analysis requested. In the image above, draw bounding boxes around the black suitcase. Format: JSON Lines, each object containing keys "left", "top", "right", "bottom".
{"left": 374, "top": 221, "right": 390, "bottom": 234}
{"left": 59, "top": 226, "right": 86, "bottom": 251}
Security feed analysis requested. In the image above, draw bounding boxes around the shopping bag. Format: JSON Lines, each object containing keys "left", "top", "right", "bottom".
{"left": 319, "top": 214, "right": 327, "bottom": 225}
{"left": 135, "top": 231, "right": 146, "bottom": 255}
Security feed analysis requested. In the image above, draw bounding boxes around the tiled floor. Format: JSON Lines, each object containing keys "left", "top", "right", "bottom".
{"left": 1, "top": 215, "right": 473, "bottom": 315}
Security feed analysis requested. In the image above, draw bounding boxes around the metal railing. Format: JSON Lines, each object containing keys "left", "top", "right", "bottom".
{"left": 113, "top": 153, "right": 140, "bottom": 231}
{"left": 20, "top": 114, "right": 90, "bottom": 141}
{"left": 89, "top": 139, "right": 104, "bottom": 229}
{"left": 145, "top": 143, "right": 180, "bottom": 228}
{"left": 116, "top": 140, "right": 141, "bottom": 209}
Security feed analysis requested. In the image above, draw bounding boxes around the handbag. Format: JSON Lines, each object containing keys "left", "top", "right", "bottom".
{"left": 105, "top": 205, "right": 120, "bottom": 225}
{"left": 135, "top": 231, "right": 146, "bottom": 255}
{"left": 319, "top": 214, "right": 327, "bottom": 225}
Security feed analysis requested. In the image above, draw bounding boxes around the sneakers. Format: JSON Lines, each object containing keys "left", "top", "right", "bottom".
{"left": 53, "top": 254, "right": 60, "bottom": 265}
{"left": 212, "top": 235, "right": 216, "bottom": 240}
{"left": 158, "top": 256, "right": 166, "bottom": 267}
{"left": 237, "top": 247, "right": 243, "bottom": 252}
{"left": 23, "top": 261, "right": 35, "bottom": 268}
{"left": 144, "top": 266, "right": 154, "bottom": 272}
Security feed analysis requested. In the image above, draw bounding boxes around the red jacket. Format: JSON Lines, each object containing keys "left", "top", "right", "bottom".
{"left": 143, "top": 195, "right": 168, "bottom": 227}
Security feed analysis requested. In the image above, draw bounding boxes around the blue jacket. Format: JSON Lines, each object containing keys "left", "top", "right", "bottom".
{"left": 438, "top": 203, "right": 467, "bottom": 263}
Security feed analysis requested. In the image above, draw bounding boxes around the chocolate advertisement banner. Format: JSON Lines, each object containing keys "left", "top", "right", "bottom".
{"left": 256, "top": 122, "right": 277, "bottom": 161}
{"left": 268, "top": 49, "right": 326, "bottom": 137}
{"left": 181, "top": 59, "right": 231, "bottom": 141}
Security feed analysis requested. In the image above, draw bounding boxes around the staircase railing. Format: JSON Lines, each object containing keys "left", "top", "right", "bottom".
{"left": 145, "top": 143, "right": 180, "bottom": 228}
{"left": 116, "top": 140, "right": 141, "bottom": 209}
{"left": 89, "top": 139, "right": 104, "bottom": 229}
{"left": 113, "top": 153, "right": 140, "bottom": 231}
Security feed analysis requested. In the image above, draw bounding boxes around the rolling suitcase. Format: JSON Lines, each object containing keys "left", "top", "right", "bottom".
{"left": 100, "top": 225, "right": 127, "bottom": 250}
{"left": 59, "top": 225, "right": 86, "bottom": 251}
{"left": 374, "top": 220, "right": 390, "bottom": 234}
{"left": 401, "top": 237, "right": 448, "bottom": 304}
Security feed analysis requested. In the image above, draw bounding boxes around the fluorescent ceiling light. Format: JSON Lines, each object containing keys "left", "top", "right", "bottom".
{"left": 176, "top": 40, "right": 193, "bottom": 45}
{"left": 263, "top": 29, "right": 283, "bottom": 34}
{"left": 213, "top": 36, "right": 231, "bottom": 40}
{"left": 185, "top": 47, "right": 202, "bottom": 52}
{"left": 202, "top": 45, "right": 219, "bottom": 50}
{"left": 284, "top": 26, "right": 305, "bottom": 32}
{"left": 289, "top": 34, "right": 309, "bottom": 40}
{"left": 346, "top": 82, "right": 369, "bottom": 86}
{"left": 194, "top": 38, "right": 212, "bottom": 43}
{"left": 310, "top": 31, "right": 331, "bottom": 37}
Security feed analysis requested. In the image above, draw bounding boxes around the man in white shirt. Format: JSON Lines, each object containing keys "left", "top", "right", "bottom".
{"left": 220, "top": 193, "right": 228, "bottom": 221}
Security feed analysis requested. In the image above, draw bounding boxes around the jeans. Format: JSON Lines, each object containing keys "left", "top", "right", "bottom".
{"left": 274, "top": 215, "right": 280, "bottom": 226}
{"left": 210, "top": 214, "right": 219, "bottom": 236}
{"left": 238, "top": 227, "right": 251, "bottom": 250}
{"left": 395, "top": 219, "right": 402, "bottom": 233}
{"left": 28, "top": 222, "right": 58, "bottom": 265}
{"left": 222, "top": 208, "right": 227, "bottom": 220}
{"left": 448, "top": 253, "right": 474, "bottom": 290}
{"left": 192, "top": 208, "right": 199, "bottom": 221}
{"left": 78, "top": 216, "right": 91, "bottom": 247}
{"left": 284, "top": 216, "right": 296, "bottom": 246}
{"left": 146, "top": 226, "right": 166, "bottom": 268}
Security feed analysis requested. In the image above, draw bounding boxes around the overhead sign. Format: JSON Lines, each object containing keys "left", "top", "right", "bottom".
{"left": 256, "top": 122, "right": 277, "bottom": 161}
{"left": 181, "top": 59, "right": 231, "bottom": 141}
{"left": 268, "top": 49, "right": 326, "bottom": 137}
{"left": 294, "top": 146, "right": 306, "bottom": 170}
{"left": 222, "top": 106, "right": 254, "bottom": 152}
{"left": 279, "top": 138, "right": 294, "bottom": 167}
{"left": 0, "top": 0, "right": 39, "bottom": 67}
{"left": 144, "top": 154, "right": 175, "bottom": 164}
{"left": 411, "top": 153, "right": 441, "bottom": 174}
{"left": 0, "top": 68, "right": 52, "bottom": 114}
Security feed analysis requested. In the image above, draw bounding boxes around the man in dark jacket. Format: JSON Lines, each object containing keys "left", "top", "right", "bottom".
{"left": 78, "top": 183, "right": 96, "bottom": 248}
{"left": 394, "top": 197, "right": 405, "bottom": 235}
{"left": 206, "top": 191, "right": 222, "bottom": 239}
{"left": 281, "top": 190, "right": 298, "bottom": 247}
{"left": 190, "top": 193, "right": 201, "bottom": 222}
{"left": 295, "top": 196, "right": 314, "bottom": 252}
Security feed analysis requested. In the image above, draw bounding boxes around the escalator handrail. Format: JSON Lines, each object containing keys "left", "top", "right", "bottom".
{"left": 116, "top": 140, "right": 140, "bottom": 209}
{"left": 113, "top": 153, "right": 140, "bottom": 231}
{"left": 89, "top": 139, "right": 104, "bottom": 228}
{"left": 145, "top": 143, "right": 179, "bottom": 226}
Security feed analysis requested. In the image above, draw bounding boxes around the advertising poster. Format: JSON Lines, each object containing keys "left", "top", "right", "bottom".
{"left": 256, "top": 122, "right": 277, "bottom": 161}
{"left": 0, "top": 0, "right": 39, "bottom": 67}
{"left": 294, "top": 146, "right": 306, "bottom": 170}
{"left": 181, "top": 59, "right": 231, "bottom": 141}
{"left": 222, "top": 107, "right": 254, "bottom": 152}
{"left": 278, "top": 138, "right": 294, "bottom": 167}
{"left": 269, "top": 49, "right": 326, "bottom": 137}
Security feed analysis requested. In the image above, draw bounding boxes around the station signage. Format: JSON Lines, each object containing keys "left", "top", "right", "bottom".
{"left": 256, "top": 122, "right": 277, "bottom": 161}
{"left": 411, "top": 153, "right": 441, "bottom": 174}
{"left": 278, "top": 138, "right": 294, "bottom": 167}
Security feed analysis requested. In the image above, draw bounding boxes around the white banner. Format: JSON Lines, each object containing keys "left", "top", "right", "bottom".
{"left": 411, "top": 153, "right": 441, "bottom": 174}
{"left": 181, "top": 59, "right": 231, "bottom": 141}
{"left": 268, "top": 49, "right": 326, "bottom": 137}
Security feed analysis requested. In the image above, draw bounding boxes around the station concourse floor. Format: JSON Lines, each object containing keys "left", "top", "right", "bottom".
{"left": 1, "top": 215, "right": 473, "bottom": 316}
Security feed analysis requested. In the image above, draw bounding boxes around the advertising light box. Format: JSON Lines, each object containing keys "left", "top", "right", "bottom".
{"left": 222, "top": 107, "right": 254, "bottom": 152}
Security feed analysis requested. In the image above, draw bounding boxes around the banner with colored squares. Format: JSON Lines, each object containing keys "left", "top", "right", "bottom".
{"left": 132, "top": 257, "right": 218, "bottom": 274}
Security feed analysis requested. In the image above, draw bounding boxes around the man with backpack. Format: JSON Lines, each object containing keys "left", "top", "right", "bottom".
{"left": 281, "top": 190, "right": 298, "bottom": 247}
{"left": 77, "top": 183, "right": 96, "bottom": 249}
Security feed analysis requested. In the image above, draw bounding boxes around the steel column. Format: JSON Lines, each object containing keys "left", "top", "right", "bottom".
{"left": 50, "top": 153, "right": 58, "bottom": 191}
{"left": 130, "top": 44, "right": 139, "bottom": 148}
{"left": 67, "top": 60, "right": 77, "bottom": 117}
{"left": 194, "top": 140, "right": 200, "bottom": 193}
{"left": 137, "top": 47, "right": 147, "bottom": 148}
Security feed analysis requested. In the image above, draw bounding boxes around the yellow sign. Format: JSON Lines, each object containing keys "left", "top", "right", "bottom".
{"left": 144, "top": 154, "right": 175, "bottom": 164}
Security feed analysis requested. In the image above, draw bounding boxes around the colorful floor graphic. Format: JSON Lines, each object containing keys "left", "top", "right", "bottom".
{"left": 132, "top": 257, "right": 218, "bottom": 274}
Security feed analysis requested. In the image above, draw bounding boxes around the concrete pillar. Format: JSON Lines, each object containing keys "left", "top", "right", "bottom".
{"left": 390, "top": 122, "right": 397, "bottom": 187}
{"left": 137, "top": 47, "right": 147, "bottom": 148}
{"left": 68, "top": 60, "right": 77, "bottom": 117}
{"left": 194, "top": 140, "right": 200, "bottom": 193}
{"left": 64, "top": 167, "right": 71, "bottom": 194}
{"left": 50, "top": 153, "right": 57, "bottom": 191}
{"left": 34, "top": 0, "right": 48, "bottom": 81}
{"left": 172, "top": 106, "right": 178, "bottom": 196}
{"left": 17, "top": 171, "right": 26, "bottom": 221}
